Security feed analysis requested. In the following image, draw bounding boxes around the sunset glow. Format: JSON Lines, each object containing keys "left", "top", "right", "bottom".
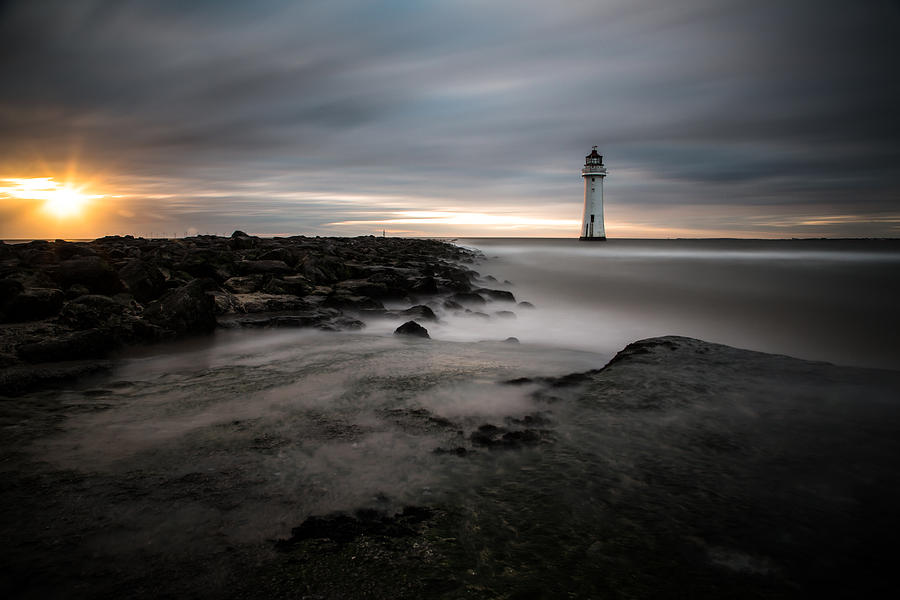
{"left": 1, "top": 177, "right": 102, "bottom": 219}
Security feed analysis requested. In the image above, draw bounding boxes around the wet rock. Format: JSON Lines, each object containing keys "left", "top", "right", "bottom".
{"left": 476, "top": 288, "right": 516, "bottom": 302}
{"left": 144, "top": 279, "right": 218, "bottom": 334}
{"left": 223, "top": 275, "right": 266, "bottom": 294}
{"left": 265, "top": 275, "right": 312, "bottom": 296}
{"left": 53, "top": 256, "right": 124, "bottom": 295}
{"left": 57, "top": 294, "right": 129, "bottom": 329}
{"left": 449, "top": 292, "right": 485, "bottom": 306}
{"left": 207, "top": 290, "right": 242, "bottom": 315}
{"left": 324, "top": 292, "right": 384, "bottom": 311}
{"left": 442, "top": 299, "right": 463, "bottom": 310}
{"left": 494, "top": 310, "right": 516, "bottom": 319}
{"left": 518, "top": 301, "right": 535, "bottom": 309}
{"left": 118, "top": 259, "right": 167, "bottom": 302}
{"left": 394, "top": 320, "right": 429, "bottom": 338}
{"left": 276, "top": 506, "right": 435, "bottom": 549}
{"left": 232, "top": 293, "right": 310, "bottom": 313}
{"left": 237, "top": 259, "right": 292, "bottom": 276}
{"left": 504, "top": 337, "right": 520, "bottom": 344}
{"left": 400, "top": 305, "right": 437, "bottom": 322}
{"left": 64, "top": 284, "right": 91, "bottom": 300}
{"left": 469, "top": 423, "right": 548, "bottom": 449}
{"left": 2, "top": 288, "right": 64, "bottom": 322}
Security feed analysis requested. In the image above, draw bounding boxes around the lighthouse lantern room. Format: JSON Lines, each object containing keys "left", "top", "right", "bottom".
{"left": 580, "top": 146, "right": 607, "bottom": 241}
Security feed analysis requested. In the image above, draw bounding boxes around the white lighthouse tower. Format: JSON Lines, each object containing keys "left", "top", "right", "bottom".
{"left": 580, "top": 146, "right": 607, "bottom": 241}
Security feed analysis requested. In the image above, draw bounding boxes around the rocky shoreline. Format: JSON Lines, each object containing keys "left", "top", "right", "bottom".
{"left": 0, "top": 233, "right": 528, "bottom": 395}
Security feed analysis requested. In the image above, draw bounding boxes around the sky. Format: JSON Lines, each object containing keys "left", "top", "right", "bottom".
{"left": 1, "top": 0, "right": 898, "bottom": 239}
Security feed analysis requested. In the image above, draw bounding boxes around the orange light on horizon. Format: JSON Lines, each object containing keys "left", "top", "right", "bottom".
{"left": 1, "top": 176, "right": 103, "bottom": 219}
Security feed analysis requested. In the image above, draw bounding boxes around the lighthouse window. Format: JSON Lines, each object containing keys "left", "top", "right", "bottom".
{"left": 591, "top": 177, "right": 595, "bottom": 182}
{"left": 590, "top": 214, "right": 595, "bottom": 222}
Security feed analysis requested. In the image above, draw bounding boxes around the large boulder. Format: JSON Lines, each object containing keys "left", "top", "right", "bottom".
{"left": 394, "top": 320, "right": 429, "bottom": 338}
{"left": 400, "top": 305, "right": 437, "bottom": 322}
{"left": 118, "top": 260, "right": 167, "bottom": 302}
{"left": 144, "top": 279, "right": 218, "bottom": 334}
{"left": 53, "top": 256, "right": 124, "bottom": 295}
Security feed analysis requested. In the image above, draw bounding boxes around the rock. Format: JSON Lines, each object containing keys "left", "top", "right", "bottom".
{"left": 231, "top": 230, "right": 249, "bottom": 238}
{"left": 504, "top": 337, "right": 520, "bottom": 344}
{"left": 517, "top": 301, "right": 535, "bottom": 309}
{"left": 476, "top": 288, "right": 516, "bottom": 302}
{"left": 53, "top": 256, "right": 124, "bottom": 295}
{"left": 449, "top": 292, "right": 485, "bottom": 306}
{"left": 276, "top": 506, "right": 435, "bottom": 548}
{"left": 237, "top": 260, "right": 292, "bottom": 276}
{"left": 118, "top": 259, "right": 167, "bottom": 302}
{"left": 400, "top": 305, "right": 437, "bottom": 322}
{"left": 2, "top": 288, "right": 64, "bottom": 322}
{"left": 442, "top": 299, "right": 463, "bottom": 310}
{"left": 207, "top": 290, "right": 242, "bottom": 315}
{"left": 335, "top": 278, "right": 391, "bottom": 298}
{"left": 394, "top": 320, "right": 429, "bottom": 338}
{"left": 278, "top": 275, "right": 313, "bottom": 296}
{"left": 57, "top": 294, "right": 128, "bottom": 329}
{"left": 144, "top": 279, "right": 218, "bottom": 334}
{"left": 410, "top": 276, "right": 438, "bottom": 295}
{"left": 232, "top": 293, "right": 310, "bottom": 314}
{"left": 494, "top": 310, "right": 516, "bottom": 319}
{"left": 65, "top": 284, "right": 91, "bottom": 300}
{"left": 469, "top": 423, "right": 547, "bottom": 449}
{"left": 223, "top": 275, "right": 266, "bottom": 294}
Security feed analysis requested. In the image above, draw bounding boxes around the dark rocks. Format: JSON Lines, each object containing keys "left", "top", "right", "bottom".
{"left": 394, "top": 320, "right": 429, "bottom": 338}
{"left": 53, "top": 256, "right": 123, "bottom": 295}
{"left": 476, "top": 288, "right": 516, "bottom": 302}
{"left": 118, "top": 259, "right": 167, "bottom": 302}
{"left": 504, "top": 337, "right": 520, "bottom": 344}
{"left": 0, "top": 235, "right": 485, "bottom": 377}
{"left": 469, "top": 423, "right": 549, "bottom": 449}
{"left": 223, "top": 275, "right": 265, "bottom": 294}
{"left": 518, "top": 301, "right": 535, "bottom": 309}
{"left": 494, "top": 310, "right": 516, "bottom": 319}
{"left": 57, "top": 294, "right": 129, "bottom": 329}
{"left": 144, "top": 279, "right": 217, "bottom": 334}
{"left": 400, "top": 305, "right": 437, "bottom": 322}
{"left": 449, "top": 292, "right": 485, "bottom": 306}
{"left": 276, "top": 506, "right": 435, "bottom": 549}
{"left": 237, "top": 259, "right": 292, "bottom": 276}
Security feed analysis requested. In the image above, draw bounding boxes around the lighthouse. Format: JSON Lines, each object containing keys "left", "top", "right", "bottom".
{"left": 580, "top": 146, "right": 607, "bottom": 241}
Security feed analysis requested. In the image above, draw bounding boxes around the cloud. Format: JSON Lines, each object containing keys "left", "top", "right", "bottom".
{"left": 0, "top": 0, "right": 897, "bottom": 238}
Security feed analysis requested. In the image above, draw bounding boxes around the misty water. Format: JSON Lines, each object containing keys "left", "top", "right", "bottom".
{"left": 6, "top": 238, "right": 900, "bottom": 597}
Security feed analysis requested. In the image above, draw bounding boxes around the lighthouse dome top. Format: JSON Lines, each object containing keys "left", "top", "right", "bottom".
{"left": 585, "top": 146, "right": 604, "bottom": 166}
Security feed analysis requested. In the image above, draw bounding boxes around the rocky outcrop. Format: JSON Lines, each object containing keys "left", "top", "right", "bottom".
{"left": 0, "top": 235, "right": 500, "bottom": 394}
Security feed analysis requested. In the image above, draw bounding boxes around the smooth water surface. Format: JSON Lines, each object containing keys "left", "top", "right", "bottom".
{"left": 459, "top": 238, "right": 900, "bottom": 370}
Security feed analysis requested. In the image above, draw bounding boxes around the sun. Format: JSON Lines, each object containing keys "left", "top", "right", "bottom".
{"left": 1, "top": 177, "right": 102, "bottom": 218}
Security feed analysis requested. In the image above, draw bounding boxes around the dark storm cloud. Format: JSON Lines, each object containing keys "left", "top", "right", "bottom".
{"left": 1, "top": 0, "right": 897, "bottom": 236}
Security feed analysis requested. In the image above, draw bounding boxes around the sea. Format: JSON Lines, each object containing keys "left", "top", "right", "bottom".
{"left": 4, "top": 237, "right": 900, "bottom": 597}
